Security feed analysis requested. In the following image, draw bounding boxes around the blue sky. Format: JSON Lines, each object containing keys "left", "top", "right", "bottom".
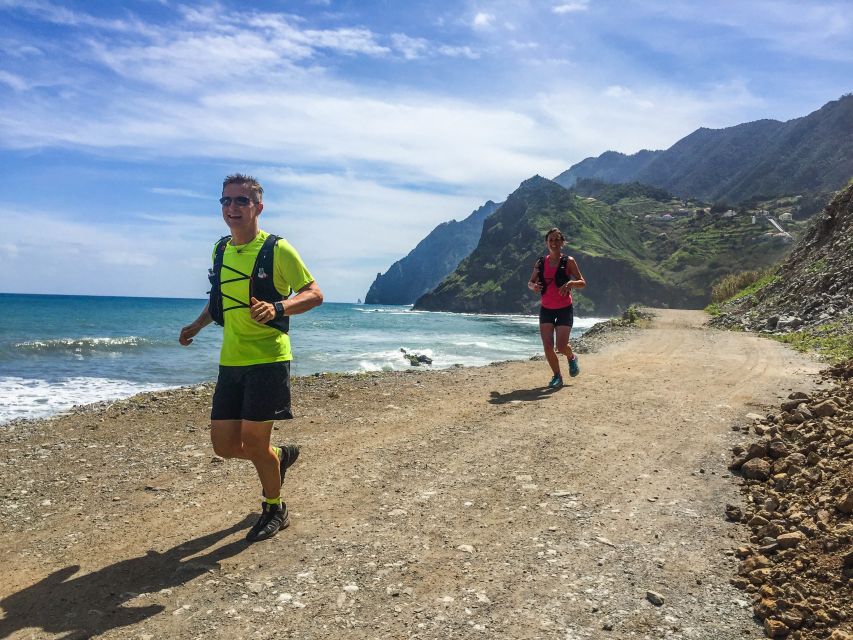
{"left": 1, "top": 0, "right": 851, "bottom": 302}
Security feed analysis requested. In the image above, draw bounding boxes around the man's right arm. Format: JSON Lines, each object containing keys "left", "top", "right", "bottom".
{"left": 179, "top": 303, "right": 213, "bottom": 346}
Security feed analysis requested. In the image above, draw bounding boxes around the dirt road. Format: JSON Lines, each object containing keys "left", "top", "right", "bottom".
{"left": 0, "top": 309, "right": 825, "bottom": 639}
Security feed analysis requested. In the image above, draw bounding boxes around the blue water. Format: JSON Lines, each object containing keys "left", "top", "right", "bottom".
{"left": 0, "top": 293, "right": 601, "bottom": 423}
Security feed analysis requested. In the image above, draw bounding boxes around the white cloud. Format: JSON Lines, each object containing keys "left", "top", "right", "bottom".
{"left": 533, "top": 82, "right": 766, "bottom": 164}
{"left": 441, "top": 44, "right": 479, "bottom": 58}
{"left": 0, "top": 208, "right": 214, "bottom": 298}
{"left": 2, "top": 0, "right": 159, "bottom": 35}
{"left": 472, "top": 12, "right": 495, "bottom": 29}
{"left": 553, "top": 1, "right": 589, "bottom": 14}
{"left": 0, "top": 242, "right": 18, "bottom": 257}
{"left": 509, "top": 40, "right": 539, "bottom": 51}
{"left": 302, "top": 27, "right": 389, "bottom": 56}
{"left": 388, "top": 34, "right": 479, "bottom": 60}
{"left": 260, "top": 169, "right": 481, "bottom": 253}
{"left": 0, "top": 70, "right": 27, "bottom": 91}
{"left": 1, "top": 83, "right": 561, "bottom": 197}
{"left": 150, "top": 187, "right": 208, "bottom": 199}
{"left": 604, "top": 85, "right": 631, "bottom": 98}
{"left": 391, "top": 33, "right": 430, "bottom": 60}
{"left": 639, "top": 0, "right": 853, "bottom": 62}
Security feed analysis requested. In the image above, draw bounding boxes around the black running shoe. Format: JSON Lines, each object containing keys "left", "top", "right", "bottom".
{"left": 246, "top": 503, "right": 289, "bottom": 542}
{"left": 246, "top": 501, "right": 269, "bottom": 540}
{"left": 263, "top": 445, "right": 301, "bottom": 498}
{"left": 277, "top": 444, "right": 300, "bottom": 486}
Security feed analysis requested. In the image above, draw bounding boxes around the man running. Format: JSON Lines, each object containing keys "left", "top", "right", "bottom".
{"left": 179, "top": 174, "right": 323, "bottom": 542}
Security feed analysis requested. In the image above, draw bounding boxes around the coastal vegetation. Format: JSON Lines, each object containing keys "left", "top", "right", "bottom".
{"left": 770, "top": 324, "right": 853, "bottom": 364}
{"left": 706, "top": 268, "right": 778, "bottom": 316}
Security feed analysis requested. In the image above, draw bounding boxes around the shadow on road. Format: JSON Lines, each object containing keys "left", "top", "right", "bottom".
{"left": 0, "top": 516, "right": 254, "bottom": 640}
{"left": 488, "top": 386, "right": 562, "bottom": 404}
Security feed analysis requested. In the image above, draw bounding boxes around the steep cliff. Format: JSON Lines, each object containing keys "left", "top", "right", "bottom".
{"left": 364, "top": 200, "right": 500, "bottom": 305}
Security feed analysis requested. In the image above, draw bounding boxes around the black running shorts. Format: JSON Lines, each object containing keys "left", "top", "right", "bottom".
{"left": 539, "top": 304, "right": 574, "bottom": 327}
{"left": 211, "top": 361, "right": 293, "bottom": 422}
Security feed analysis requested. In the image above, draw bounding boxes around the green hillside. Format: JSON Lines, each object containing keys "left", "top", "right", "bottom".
{"left": 414, "top": 177, "right": 800, "bottom": 315}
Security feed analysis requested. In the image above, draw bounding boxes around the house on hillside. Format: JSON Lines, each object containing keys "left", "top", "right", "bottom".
{"left": 779, "top": 212, "right": 794, "bottom": 222}
{"left": 722, "top": 210, "right": 737, "bottom": 218}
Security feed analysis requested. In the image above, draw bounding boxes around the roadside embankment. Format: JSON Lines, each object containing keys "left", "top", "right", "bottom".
{"left": 727, "top": 360, "right": 853, "bottom": 639}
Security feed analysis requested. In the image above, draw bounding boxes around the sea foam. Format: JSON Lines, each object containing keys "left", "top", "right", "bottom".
{"left": 0, "top": 376, "right": 170, "bottom": 424}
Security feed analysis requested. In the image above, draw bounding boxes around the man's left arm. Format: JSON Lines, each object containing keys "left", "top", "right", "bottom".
{"left": 282, "top": 281, "right": 323, "bottom": 315}
{"left": 250, "top": 281, "right": 323, "bottom": 324}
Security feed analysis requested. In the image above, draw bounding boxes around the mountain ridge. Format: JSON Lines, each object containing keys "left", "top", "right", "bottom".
{"left": 554, "top": 94, "right": 853, "bottom": 203}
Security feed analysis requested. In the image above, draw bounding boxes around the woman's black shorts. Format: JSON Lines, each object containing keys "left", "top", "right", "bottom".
{"left": 539, "top": 304, "right": 574, "bottom": 327}
{"left": 211, "top": 361, "right": 293, "bottom": 422}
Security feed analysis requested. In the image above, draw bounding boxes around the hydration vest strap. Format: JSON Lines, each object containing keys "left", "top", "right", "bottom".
{"left": 208, "top": 234, "right": 290, "bottom": 333}
{"left": 537, "top": 255, "right": 570, "bottom": 294}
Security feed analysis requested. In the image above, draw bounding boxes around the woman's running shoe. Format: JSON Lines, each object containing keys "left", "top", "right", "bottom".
{"left": 548, "top": 374, "right": 563, "bottom": 388}
{"left": 569, "top": 356, "right": 580, "bottom": 377}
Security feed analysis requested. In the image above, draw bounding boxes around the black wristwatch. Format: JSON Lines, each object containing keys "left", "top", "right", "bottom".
{"left": 273, "top": 301, "right": 285, "bottom": 319}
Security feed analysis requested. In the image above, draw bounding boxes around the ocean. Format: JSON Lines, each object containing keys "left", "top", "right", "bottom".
{"left": 0, "top": 293, "right": 602, "bottom": 423}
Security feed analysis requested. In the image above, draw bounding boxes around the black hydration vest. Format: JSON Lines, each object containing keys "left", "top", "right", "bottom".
{"left": 207, "top": 234, "right": 290, "bottom": 333}
{"left": 536, "top": 254, "right": 570, "bottom": 294}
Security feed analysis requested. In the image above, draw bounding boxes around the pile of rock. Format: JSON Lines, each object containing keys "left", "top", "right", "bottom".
{"left": 712, "top": 182, "right": 853, "bottom": 335}
{"left": 399, "top": 348, "right": 433, "bottom": 366}
{"left": 726, "top": 362, "right": 853, "bottom": 638}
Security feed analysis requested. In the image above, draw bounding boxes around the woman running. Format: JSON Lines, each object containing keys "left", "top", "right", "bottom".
{"left": 527, "top": 227, "right": 586, "bottom": 388}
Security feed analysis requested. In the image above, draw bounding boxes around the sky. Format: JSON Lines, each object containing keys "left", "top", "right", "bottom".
{"left": 1, "top": 0, "right": 851, "bottom": 302}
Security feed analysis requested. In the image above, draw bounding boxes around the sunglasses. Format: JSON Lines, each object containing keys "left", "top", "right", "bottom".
{"left": 219, "top": 196, "right": 254, "bottom": 207}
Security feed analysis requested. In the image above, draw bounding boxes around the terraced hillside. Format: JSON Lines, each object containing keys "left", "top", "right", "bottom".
{"left": 415, "top": 177, "right": 801, "bottom": 315}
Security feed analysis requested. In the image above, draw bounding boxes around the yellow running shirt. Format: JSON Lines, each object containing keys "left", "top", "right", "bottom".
{"left": 214, "top": 231, "right": 314, "bottom": 366}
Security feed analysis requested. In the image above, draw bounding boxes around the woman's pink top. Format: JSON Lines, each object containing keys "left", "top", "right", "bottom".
{"left": 541, "top": 256, "right": 573, "bottom": 309}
